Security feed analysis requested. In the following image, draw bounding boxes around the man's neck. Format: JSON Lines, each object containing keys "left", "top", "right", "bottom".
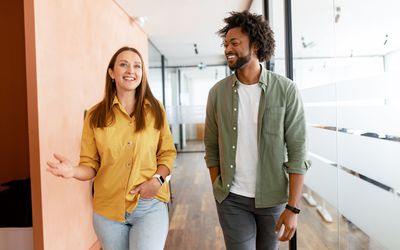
{"left": 235, "top": 60, "right": 261, "bottom": 85}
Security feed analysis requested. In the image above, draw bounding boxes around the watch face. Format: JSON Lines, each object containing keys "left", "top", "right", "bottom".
{"left": 159, "top": 175, "right": 165, "bottom": 183}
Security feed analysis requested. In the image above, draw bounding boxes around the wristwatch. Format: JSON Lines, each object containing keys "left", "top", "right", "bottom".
{"left": 152, "top": 174, "right": 164, "bottom": 186}
{"left": 285, "top": 204, "right": 300, "bottom": 214}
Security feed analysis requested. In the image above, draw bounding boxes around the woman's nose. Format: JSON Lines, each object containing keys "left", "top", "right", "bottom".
{"left": 127, "top": 65, "right": 134, "bottom": 73}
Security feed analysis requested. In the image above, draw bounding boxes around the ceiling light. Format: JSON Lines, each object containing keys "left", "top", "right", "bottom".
{"left": 197, "top": 62, "right": 206, "bottom": 70}
{"left": 301, "top": 37, "right": 316, "bottom": 48}
{"left": 134, "top": 16, "right": 148, "bottom": 27}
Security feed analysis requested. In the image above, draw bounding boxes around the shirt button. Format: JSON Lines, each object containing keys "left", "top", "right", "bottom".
{"left": 234, "top": 108, "right": 237, "bottom": 111}
{"left": 234, "top": 90, "right": 237, "bottom": 93}
{"left": 232, "top": 145, "right": 235, "bottom": 149}
{"left": 227, "top": 184, "right": 230, "bottom": 187}
{"left": 230, "top": 165, "right": 233, "bottom": 168}
{"left": 127, "top": 141, "right": 132, "bottom": 145}
{"left": 233, "top": 127, "right": 236, "bottom": 130}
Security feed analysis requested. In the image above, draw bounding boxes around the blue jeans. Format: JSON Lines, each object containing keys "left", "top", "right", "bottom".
{"left": 93, "top": 198, "right": 169, "bottom": 250}
{"left": 216, "top": 192, "right": 285, "bottom": 250}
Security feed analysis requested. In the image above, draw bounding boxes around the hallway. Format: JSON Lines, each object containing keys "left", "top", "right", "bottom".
{"left": 165, "top": 143, "right": 384, "bottom": 250}
{"left": 164, "top": 152, "right": 224, "bottom": 250}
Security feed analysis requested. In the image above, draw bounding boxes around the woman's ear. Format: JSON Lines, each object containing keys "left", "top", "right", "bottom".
{"left": 108, "top": 68, "right": 114, "bottom": 80}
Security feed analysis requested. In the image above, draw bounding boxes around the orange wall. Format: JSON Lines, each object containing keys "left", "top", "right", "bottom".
{"left": 30, "top": 0, "right": 148, "bottom": 249}
{"left": 0, "top": 1, "right": 30, "bottom": 185}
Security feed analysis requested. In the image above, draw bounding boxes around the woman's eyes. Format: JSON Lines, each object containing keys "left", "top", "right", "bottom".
{"left": 119, "top": 63, "right": 141, "bottom": 69}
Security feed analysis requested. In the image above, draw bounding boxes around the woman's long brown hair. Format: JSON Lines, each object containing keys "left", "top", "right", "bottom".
{"left": 89, "top": 47, "right": 164, "bottom": 131}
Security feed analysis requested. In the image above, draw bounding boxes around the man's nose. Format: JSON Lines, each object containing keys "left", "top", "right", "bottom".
{"left": 225, "top": 47, "right": 231, "bottom": 55}
{"left": 225, "top": 44, "right": 233, "bottom": 55}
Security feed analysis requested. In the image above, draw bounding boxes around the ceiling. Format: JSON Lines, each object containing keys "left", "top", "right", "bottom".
{"left": 115, "top": 0, "right": 400, "bottom": 67}
{"left": 115, "top": 0, "right": 254, "bottom": 66}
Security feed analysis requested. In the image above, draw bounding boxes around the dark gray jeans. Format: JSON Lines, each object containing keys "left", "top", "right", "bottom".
{"left": 216, "top": 192, "right": 285, "bottom": 250}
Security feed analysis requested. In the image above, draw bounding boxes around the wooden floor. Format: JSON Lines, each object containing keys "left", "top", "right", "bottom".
{"left": 165, "top": 141, "right": 384, "bottom": 250}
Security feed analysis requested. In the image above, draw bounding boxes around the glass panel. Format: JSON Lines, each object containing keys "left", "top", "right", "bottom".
{"left": 292, "top": 0, "right": 400, "bottom": 248}
{"left": 148, "top": 41, "right": 163, "bottom": 102}
{"left": 269, "top": 0, "right": 286, "bottom": 75}
{"left": 291, "top": 0, "right": 340, "bottom": 249}
{"left": 166, "top": 65, "right": 228, "bottom": 152}
{"left": 334, "top": 1, "right": 400, "bottom": 248}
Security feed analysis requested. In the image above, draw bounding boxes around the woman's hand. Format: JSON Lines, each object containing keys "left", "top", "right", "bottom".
{"left": 129, "top": 178, "right": 162, "bottom": 199}
{"left": 46, "top": 153, "right": 74, "bottom": 179}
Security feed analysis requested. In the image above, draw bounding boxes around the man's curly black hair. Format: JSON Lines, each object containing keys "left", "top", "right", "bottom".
{"left": 217, "top": 11, "right": 275, "bottom": 62}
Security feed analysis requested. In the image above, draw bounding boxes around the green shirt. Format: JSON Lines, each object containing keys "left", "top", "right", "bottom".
{"left": 204, "top": 67, "right": 310, "bottom": 207}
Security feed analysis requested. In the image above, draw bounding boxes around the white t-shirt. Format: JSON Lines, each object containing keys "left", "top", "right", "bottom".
{"left": 230, "top": 81, "right": 262, "bottom": 198}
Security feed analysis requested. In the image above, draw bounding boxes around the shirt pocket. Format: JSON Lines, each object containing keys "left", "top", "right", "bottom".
{"left": 264, "top": 107, "right": 285, "bottom": 136}
{"left": 95, "top": 127, "right": 122, "bottom": 162}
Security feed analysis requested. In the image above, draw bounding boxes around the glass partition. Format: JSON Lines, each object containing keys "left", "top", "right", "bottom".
{"left": 290, "top": 0, "right": 400, "bottom": 249}
{"left": 166, "top": 65, "right": 228, "bottom": 152}
{"left": 291, "top": 0, "right": 340, "bottom": 249}
{"left": 334, "top": 1, "right": 400, "bottom": 249}
{"left": 269, "top": 0, "right": 287, "bottom": 75}
{"left": 148, "top": 41, "right": 163, "bottom": 102}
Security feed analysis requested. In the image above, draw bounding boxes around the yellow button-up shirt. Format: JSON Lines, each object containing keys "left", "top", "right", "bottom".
{"left": 80, "top": 97, "right": 176, "bottom": 222}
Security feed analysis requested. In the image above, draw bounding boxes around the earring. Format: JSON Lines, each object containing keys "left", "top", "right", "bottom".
{"left": 112, "top": 79, "right": 115, "bottom": 83}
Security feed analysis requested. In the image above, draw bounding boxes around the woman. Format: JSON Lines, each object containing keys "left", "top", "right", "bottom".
{"left": 47, "top": 47, "right": 176, "bottom": 250}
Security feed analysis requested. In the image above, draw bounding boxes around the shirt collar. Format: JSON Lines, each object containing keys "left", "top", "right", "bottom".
{"left": 232, "top": 64, "right": 268, "bottom": 91}
{"left": 112, "top": 96, "right": 120, "bottom": 106}
{"left": 112, "top": 96, "right": 123, "bottom": 111}
{"left": 112, "top": 95, "right": 152, "bottom": 109}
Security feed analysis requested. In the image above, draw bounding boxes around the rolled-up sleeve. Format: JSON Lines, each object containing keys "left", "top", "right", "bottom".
{"left": 204, "top": 89, "right": 220, "bottom": 168}
{"left": 156, "top": 105, "right": 177, "bottom": 171}
{"left": 283, "top": 83, "right": 311, "bottom": 174}
{"left": 79, "top": 111, "right": 100, "bottom": 171}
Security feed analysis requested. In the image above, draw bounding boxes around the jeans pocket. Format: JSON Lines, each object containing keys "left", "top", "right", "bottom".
{"left": 139, "top": 196, "right": 155, "bottom": 201}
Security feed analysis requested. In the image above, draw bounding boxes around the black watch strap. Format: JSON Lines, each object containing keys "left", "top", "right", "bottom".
{"left": 153, "top": 174, "right": 164, "bottom": 185}
{"left": 285, "top": 204, "right": 300, "bottom": 214}
{"left": 159, "top": 175, "right": 165, "bottom": 184}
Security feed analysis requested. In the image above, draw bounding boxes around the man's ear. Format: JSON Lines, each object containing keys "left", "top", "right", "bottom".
{"left": 252, "top": 43, "right": 259, "bottom": 54}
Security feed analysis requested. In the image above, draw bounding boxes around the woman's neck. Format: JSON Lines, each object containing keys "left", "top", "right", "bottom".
{"left": 117, "top": 91, "right": 136, "bottom": 115}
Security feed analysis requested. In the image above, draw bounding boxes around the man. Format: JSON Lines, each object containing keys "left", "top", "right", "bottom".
{"left": 204, "top": 11, "right": 310, "bottom": 250}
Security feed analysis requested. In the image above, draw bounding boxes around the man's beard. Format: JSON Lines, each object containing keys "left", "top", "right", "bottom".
{"left": 228, "top": 52, "right": 251, "bottom": 71}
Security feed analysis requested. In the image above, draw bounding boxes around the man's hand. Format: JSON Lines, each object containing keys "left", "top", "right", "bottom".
{"left": 275, "top": 209, "right": 298, "bottom": 241}
{"left": 208, "top": 166, "right": 220, "bottom": 184}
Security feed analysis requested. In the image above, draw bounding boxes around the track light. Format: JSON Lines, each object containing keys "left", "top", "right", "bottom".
{"left": 301, "top": 37, "right": 316, "bottom": 48}
{"left": 335, "top": 6, "right": 341, "bottom": 23}
{"left": 383, "top": 34, "right": 389, "bottom": 45}
{"left": 197, "top": 62, "right": 206, "bottom": 70}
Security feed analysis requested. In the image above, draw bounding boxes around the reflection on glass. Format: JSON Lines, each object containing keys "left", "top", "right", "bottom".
{"left": 270, "top": 0, "right": 286, "bottom": 76}
{"left": 148, "top": 41, "right": 163, "bottom": 101}
{"left": 166, "top": 66, "right": 227, "bottom": 152}
{"left": 292, "top": 0, "right": 400, "bottom": 249}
